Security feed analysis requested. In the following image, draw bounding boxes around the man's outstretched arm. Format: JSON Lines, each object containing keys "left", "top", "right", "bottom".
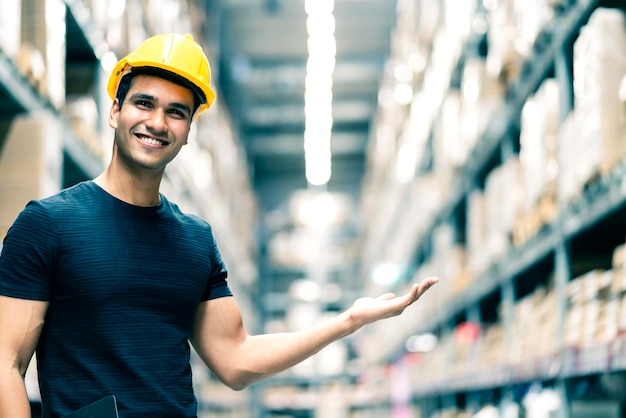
{"left": 190, "top": 277, "right": 438, "bottom": 390}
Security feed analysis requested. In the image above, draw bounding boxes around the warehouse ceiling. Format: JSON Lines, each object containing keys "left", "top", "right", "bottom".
{"left": 206, "top": 0, "right": 398, "bottom": 299}
{"left": 212, "top": 0, "right": 396, "bottom": 226}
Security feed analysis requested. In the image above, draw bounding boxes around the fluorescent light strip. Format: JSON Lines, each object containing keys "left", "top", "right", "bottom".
{"left": 304, "top": 0, "right": 335, "bottom": 186}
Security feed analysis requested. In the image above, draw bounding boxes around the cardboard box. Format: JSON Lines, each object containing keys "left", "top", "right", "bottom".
{"left": 573, "top": 9, "right": 626, "bottom": 180}
{"left": 21, "top": 0, "right": 66, "bottom": 108}
{"left": 0, "top": 0, "right": 21, "bottom": 58}
{"left": 0, "top": 112, "right": 62, "bottom": 228}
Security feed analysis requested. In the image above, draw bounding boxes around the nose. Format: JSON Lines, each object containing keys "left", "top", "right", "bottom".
{"left": 145, "top": 108, "right": 168, "bottom": 135}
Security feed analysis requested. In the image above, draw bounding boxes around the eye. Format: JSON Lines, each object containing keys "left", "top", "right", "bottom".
{"left": 168, "top": 108, "right": 188, "bottom": 120}
{"left": 135, "top": 99, "right": 152, "bottom": 109}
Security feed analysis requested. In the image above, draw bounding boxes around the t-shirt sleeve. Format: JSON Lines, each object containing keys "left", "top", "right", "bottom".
{"left": 201, "top": 229, "right": 232, "bottom": 301}
{"left": 0, "top": 200, "right": 56, "bottom": 301}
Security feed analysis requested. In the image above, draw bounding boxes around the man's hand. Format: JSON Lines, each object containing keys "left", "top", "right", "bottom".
{"left": 347, "top": 276, "right": 439, "bottom": 329}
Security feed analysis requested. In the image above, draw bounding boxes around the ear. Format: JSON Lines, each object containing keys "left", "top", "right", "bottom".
{"left": 109, "top": 99, "right": 121, "bottom": 129}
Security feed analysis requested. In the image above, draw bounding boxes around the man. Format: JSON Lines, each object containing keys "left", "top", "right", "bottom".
{"left": 0, "top": 33, "right": 438, "bottom": 417}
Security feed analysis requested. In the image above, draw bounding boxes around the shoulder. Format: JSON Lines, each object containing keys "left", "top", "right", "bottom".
{"left": 160, "top": 196, "right": 214, "bottom": 232}
{"left": 10, "top": 182, "right": 104, "bottom": 233}
{"left": 37, "top": 181, "right": 108, "bottom": 221}
{"left": 8, "top": 182, "right": 95, "bottom": 235}
{"left": 39, "top": 181, "right": 99, "bottom": 208}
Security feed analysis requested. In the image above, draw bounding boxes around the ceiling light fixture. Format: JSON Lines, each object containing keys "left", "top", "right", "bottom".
{"left": 304, "top": 0, "right": 335, "bottom": 186}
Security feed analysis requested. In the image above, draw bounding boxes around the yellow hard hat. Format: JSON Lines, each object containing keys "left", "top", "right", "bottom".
{"left": 107, "top": 33, "right": 216, "bottom": 116}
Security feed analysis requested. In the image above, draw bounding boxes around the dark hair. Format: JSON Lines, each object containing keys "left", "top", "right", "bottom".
{"left": 115, "top": 67, "right": 203, "bottom": 116}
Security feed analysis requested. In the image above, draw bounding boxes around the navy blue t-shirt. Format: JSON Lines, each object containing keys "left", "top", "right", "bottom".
{"left": 0, "top": 181, "right": 232, "bottom": 417}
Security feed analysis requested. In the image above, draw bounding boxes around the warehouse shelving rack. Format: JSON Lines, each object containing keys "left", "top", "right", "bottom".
{"left": 0, "top": 26, "right": 102, "bottom": 185}
{"left": 358, "top": 0, "right": 626, "bottom": 416}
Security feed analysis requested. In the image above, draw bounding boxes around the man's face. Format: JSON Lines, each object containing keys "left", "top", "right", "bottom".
{"left": 109, "top": 74, "right": 194, "bottom": 173}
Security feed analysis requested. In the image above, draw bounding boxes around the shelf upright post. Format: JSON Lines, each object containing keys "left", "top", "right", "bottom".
{"left": 439, "top": 319, "right": 458, "bottom": 413}
{"left": 499, "top": 123, "right": 515, "bottom": 164}
{"left": 554, "top": 226, "right": 571, "bottom": 418}
{"left": 554, "top": 26, "right": 575, "bottom": 122}
{"left": 465, "top": 304, "right": 481, "bottom": 414}
{"left": 441, "top": 392, "right": 457, "bottom": 414}
{"left": 416, "top": 396, "right": 437, "bottom": 418}
{"left": 500, "top": 276, "right": 516, "bottom": 405}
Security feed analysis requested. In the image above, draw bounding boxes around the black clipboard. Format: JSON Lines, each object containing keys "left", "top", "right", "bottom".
{"left": 61, "top": 395, "right": 119, "bottom": 418}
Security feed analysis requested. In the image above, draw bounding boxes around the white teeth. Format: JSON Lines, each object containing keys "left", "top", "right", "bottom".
{"left": 139, "top": 135, "right": 165, "bottom": 146}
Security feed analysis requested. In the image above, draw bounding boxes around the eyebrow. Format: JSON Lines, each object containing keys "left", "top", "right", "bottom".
{"left": 129, "top": 93, "right": 192, "bottom": 116}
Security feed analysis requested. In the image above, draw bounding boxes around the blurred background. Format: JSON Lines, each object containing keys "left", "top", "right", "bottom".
{"left": 2, "top": 0, "right": 626, "bottom": 417}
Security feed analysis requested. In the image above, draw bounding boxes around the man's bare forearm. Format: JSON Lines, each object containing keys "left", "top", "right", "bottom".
{"left": 225, "top": 310, "right": 354, "bottom": 389}
{"left": 0, "top": 371, "right": 32, "bottom": 418}
{"left": 232, "top": 278, "right": 440, "bottom": 387}
{"left": 193, "top": 278, "right": 439, "bottom": 391}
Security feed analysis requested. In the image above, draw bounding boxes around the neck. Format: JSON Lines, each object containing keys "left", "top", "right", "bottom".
{"left": 94, "top": 163, "right": 163, "bottom": 207}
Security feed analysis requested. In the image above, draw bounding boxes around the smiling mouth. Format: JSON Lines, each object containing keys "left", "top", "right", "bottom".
{"left": 136, "top": 134, "right": 168, "bottom": 147}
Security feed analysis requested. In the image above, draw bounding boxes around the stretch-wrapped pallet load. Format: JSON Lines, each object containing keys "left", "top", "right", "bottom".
{"left": 478, "top": 323, "right": 504, "bottom": 367}
{"left": 487, "top": 0, "right": 520, "bottom": 84}
{"left": 0, "top": 0, "right": 20, "bottom": 59}
{"left": 64, "top": 95, "right": 105, "bottom": 161}
{"left": 434, "top": 58, "right": 506, "bottom": 184}
{"left": 484, "top": 157, "right": 524, "bottom": 264}
{"left": 511, "top": 0, "right": 555, "bottom": 57}
{"left": 573, "top": 8, "right": 626, "bottom": 184}
{"left": 536, "top": 290, "right": 558, "bottom": 356}
{"left": 565, "top": 274, "right": 587, "bottom": 348}
{"left": 519, "top": 79, "right": 559, "bottom": 214}
{"left": 556, "top": 113, "right": 579, "bottom": 206}
{"left": 508, "top": 288, "right": 558, "bottom": 361}
{"left": 460, "top": 57, "right": 505, "bottom": 151}
{"left": 564, "top": 270, "right": 615, "bottom": 347}
{"left": 20, "top": 0, "right": 66, "bottom": 108}
{"left": 612, "top": 243, "right": 626, "bottom": 295}
{"left": 507, "top": 287, "right": 559, "bottom": 359}
{"left": 487, "top": 0, "right": 556, "bottom": 85}
{"left": 430, "top": 224, "right": 469, "bottom": 296}
{"left": 514, "top": 79, "right": 560, "bottom": 245}
{"left": 435, "top": 91, "right": 466, "bottom": 177}
{"left": 387, "top": 174, "right": 444, "bottom": 267}
{"left": 582, "top": 270, "right": 613, "bottom": 345}
{"left": 611, "top": 244, "right": 626, "bottom": 336}
{"left": 466, "top": 189, "right": 489, "bottom": 277}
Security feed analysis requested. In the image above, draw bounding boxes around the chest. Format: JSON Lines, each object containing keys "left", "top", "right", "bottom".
{"left": 51, "top": 213, "right": 213, "bottom": 312}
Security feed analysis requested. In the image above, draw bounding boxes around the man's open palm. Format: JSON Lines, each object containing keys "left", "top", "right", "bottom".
{"left": 348, "top": 276, "right": 439, "bottom": 327}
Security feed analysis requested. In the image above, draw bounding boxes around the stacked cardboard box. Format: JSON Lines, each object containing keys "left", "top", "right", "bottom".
{"left": 429, "top": 224, "right": 470, "bottom": 295}
{"left": 573, "top": 9, "right": 626, "bottom": 184}
{"left": 64, "top": 95, "right": 106, "bottom": 162}
{"left": 505, "top": 287, "right": 559, "bottom": 362}
{"left": 0, "top": 0, "right": 21, "bottom": 59}
{"left": 509, "top": 292, "right": 539, "bottom": 361}
{"left": 610, "top": 244, "right": 626, "bottom": 337}
{"left": 433, "top": 57, "right": 504, "bottom": 185}
{"left": 484, "top": 157, "right": 525, "bottom": 264}
{"left": 435, "top": 91, "right": 466, "bottom": 177}
{"left": 20, "top": 0, "right": 66, "bottom": 108}
{"left": 478, "top": 323, "right": 504, "bottom": 367}
{"left": 486, "top": 0, "right": 555, "bottom": 85}
{"left": 556, "top": 113, "right": 579, "bottom": 207}
{"left": 466, "top": 190, "right": 488, "bottom": 277}
{"left": 0, "top": 112, "right": 63, "bottom": 241}
{"left": 564, "top": 270, "right": 614, "bottom": 347}
{"left": 514, "top": 79, "right": 560, "bottom": 245}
